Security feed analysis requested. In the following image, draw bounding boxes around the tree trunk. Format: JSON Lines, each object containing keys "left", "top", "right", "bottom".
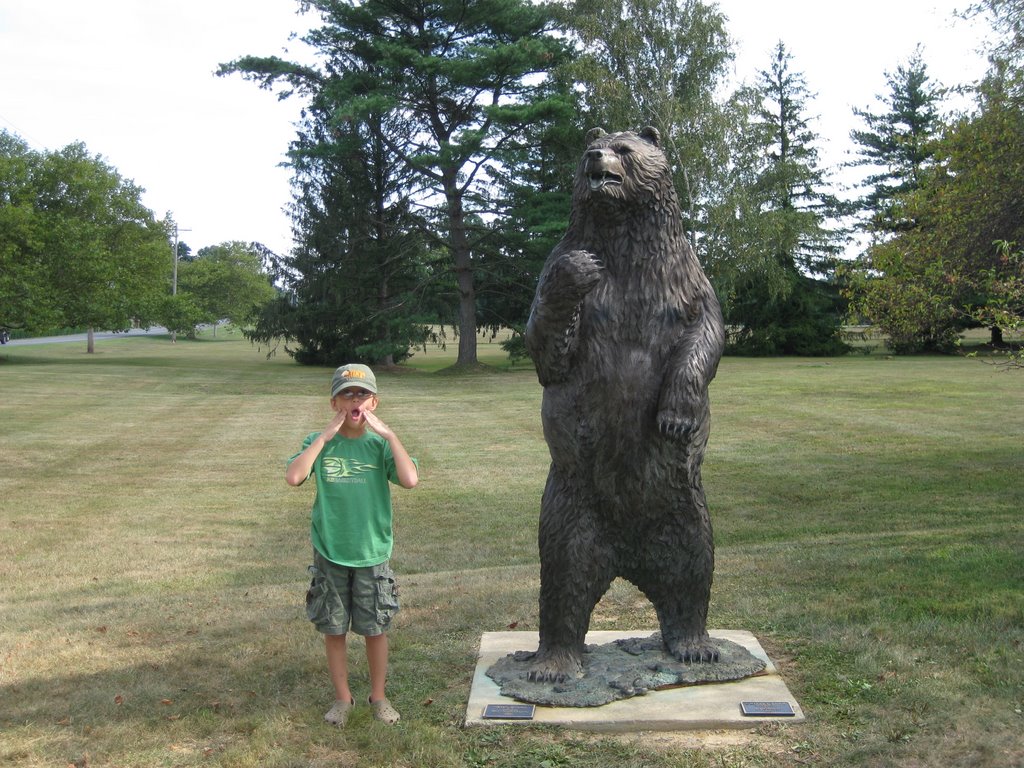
{"left": 446, "top": 176, "right": 478, "bottom": 366}
{"left": 87, "top": 327, "right": 95, "bottom": 354}
{"left": 991, "top": 325, "right": 1004, "bottom": 346}
{"left": 455, "top": 253, "right": 477, "bottom": 366}
{"left": 375, "top": 210, "right": 394, "bottom": 369}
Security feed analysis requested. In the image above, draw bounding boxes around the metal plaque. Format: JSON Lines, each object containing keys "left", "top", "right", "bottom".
{"left": 740, "top": 701, "right": 796, "bottom": 717}
{"left": 482, "top": 703, "right": 536, "bottom": 720}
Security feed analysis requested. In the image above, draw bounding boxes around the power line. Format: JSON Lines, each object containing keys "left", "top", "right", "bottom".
{"left": 0, "top": 112, "right": 48, "bottom": 148}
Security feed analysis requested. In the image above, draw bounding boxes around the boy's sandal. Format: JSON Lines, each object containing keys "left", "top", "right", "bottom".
{"left": 324, "top": 698, "right": 355, "bottom": 727}
{"left": 370, "top": 696, "right": 401, "bottom": 725}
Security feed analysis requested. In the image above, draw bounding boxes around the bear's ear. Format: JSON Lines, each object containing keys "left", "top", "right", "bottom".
{"left": 639, "top": 126, "right": 661, "bottom": 147}
{"left": 586, "top": 127, "right": 607, "bottom": 145}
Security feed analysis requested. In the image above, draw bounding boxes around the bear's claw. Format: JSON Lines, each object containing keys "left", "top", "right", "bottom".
{"left": 548, "top": 250, "right": 602, "bottom": 301}
{"left": 657, "top": 412, "right": 696, "bottom": 440}
{"left": 522, "top": 649, "right": 583, "bottom": 683}
{"left": 669, "top": 639, "right": 720, "bottom": 664}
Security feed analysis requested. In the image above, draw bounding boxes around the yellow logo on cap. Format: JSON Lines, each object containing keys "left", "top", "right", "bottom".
{"left": 343, "top": 370, "right": 366, "bottom": 379}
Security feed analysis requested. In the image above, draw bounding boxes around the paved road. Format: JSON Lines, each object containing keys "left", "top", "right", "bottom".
{"left": 1, "top": 327, "right": 169, "bottom": 347}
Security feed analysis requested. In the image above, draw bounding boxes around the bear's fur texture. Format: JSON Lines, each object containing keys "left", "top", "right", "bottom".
{"left": 523, "top": 127, "right": 726, "bottom": 682}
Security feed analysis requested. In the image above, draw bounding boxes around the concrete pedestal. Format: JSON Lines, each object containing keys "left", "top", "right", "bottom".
{"left": 465, "top": 629, "right": 804, "bottom": 732}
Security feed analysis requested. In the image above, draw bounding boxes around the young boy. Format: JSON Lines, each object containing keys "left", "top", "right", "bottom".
{"left": 286, "top": 363, "right": 418, "bottom": 727}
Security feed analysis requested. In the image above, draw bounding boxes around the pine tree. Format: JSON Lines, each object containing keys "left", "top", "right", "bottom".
{"left": 848, "top": 49, "right": 945, "bottom": 236}
{"left": 717, "top": 43, "right": 848, "bottom": 355}
{"left": 245, "top": 110, "right": 435, "bottom": 366}
{"left": 221, "top": 0, "right": 574, "bottom": 367}
{"left": 847, "top": 4, "right": 1024, "bottom": 353}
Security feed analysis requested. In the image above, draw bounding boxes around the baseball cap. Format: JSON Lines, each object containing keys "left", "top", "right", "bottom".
{"left": 331, "top": 364, "right": 378, "bottom": 397}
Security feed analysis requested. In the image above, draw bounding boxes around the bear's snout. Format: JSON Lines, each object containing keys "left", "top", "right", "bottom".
{"left": 585, "top": 149, "right": 624, "bottom": 191}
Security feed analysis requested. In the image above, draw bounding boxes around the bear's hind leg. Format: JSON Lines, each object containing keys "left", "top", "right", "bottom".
{"left": 528, "top": 470, "right": 614, "bottom": 682}
{"left": 631, "top": 511, "right": 719, "bottom": 664}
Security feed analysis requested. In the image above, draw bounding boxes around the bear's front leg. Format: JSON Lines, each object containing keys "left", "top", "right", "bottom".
{"left": 657, "top": 294, "right": 725, "bottom": 440}
{"left": 535, "top": 249, "right": 603, "bottom": 310}
{"left": 526, "top": 249, "right": 603, "bottom": 386}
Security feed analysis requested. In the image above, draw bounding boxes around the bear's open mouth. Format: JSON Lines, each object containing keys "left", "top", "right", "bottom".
{"left": 588, "top": 171, "right": 623, "bottom": 190}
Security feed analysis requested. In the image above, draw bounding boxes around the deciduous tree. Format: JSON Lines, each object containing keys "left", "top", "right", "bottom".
{"left": 0, "top": 133, "right": 169, "bottom": 352}
{"left": 560, "top": 0, "right": 732, "bottom": 248}
{"left": 0, "top": 132, "right": 58, "bottom": 332}
{"left": 174, "top": 241, "right": 277, "bottom": 335}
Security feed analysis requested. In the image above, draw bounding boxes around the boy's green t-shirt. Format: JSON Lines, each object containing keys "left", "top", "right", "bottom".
{"left": 290, "top": 431, "right": 404, "bottom": 568}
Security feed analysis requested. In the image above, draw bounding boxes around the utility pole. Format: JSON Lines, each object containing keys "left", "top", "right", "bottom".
{"left": 171, "top": 223, "right": 191, "bottom": 343}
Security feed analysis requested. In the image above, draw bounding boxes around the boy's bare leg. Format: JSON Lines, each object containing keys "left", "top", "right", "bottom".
{"left": 325, "top": 634, "right": 353, "bottom": 703}
{"left": 365, "top": 633, "right": 399, "bottom": 723}
{"left": 365, "top": 633, "right": 388, "bottom": 702}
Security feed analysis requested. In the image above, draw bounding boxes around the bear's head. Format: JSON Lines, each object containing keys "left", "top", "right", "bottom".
{"left": 573, "top": 127, "right": 674, "bottom": 214}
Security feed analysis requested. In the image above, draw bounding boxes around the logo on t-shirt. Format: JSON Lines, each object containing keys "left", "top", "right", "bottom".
{"left": 322, "top": 456, "right": 378, "bottom": 482}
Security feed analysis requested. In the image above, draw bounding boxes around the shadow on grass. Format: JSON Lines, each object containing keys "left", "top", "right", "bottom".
{"left": 0, "top": 563, "right": 547, "bottom": 765}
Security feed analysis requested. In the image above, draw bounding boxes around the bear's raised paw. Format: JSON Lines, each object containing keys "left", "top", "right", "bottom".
{"left": 545, "top": 250, "right": 602, "bottom": 303}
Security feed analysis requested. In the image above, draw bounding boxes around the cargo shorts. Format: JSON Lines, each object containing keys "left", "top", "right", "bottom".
{"left": 305, "top": 549, "right": 400, "bottom": 637}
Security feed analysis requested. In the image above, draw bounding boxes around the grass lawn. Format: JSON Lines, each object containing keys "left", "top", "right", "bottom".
{"left": 1, "top": 330, "right": 1021, "bottom": 767}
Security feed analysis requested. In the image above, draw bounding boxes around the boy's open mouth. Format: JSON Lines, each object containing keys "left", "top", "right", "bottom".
{"left": 351, "top": 407, "right": 363, "bottom": 420}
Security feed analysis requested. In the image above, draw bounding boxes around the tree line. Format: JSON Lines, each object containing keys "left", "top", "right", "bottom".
{"left": 0, "top": 134, "right": 277, "bottom": 351}
{"left": 844, "top": 0, "right": 1024, "bottom": 365}
{"left": 216, "top": 0, "right": 1022, "bottom": 368}
{"left": 4, "top": 1, "right": 1020, "bottom": 366}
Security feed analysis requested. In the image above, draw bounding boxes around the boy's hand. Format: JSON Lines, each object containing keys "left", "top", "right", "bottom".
{"left": 361, "top": 409, "right": 394, "bottom": 440}
{"left": 363, "top": 408, "right": 418, "bottom": 489}
{"left": 321, "top": 410, "right": 348, "bottom": 441}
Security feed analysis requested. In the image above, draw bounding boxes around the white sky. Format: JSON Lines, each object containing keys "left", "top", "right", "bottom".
{"left": 0, "top": 1, "right": 993, "bottom": 258}
{"left": 717, "top": 0, "right": 991, "bottom": 186}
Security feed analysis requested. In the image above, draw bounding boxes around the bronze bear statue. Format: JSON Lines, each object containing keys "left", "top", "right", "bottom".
{"left": 524, "top": 127, "right": 726, "bottom": 682}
